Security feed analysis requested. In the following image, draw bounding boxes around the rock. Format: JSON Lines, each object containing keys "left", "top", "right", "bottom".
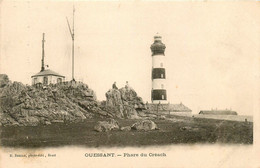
{"left": 0, "top": 113, "right": 19, "bottom": 126}
{"left": 180, "top": 126, "right": 199, "bottom": 131}
{"left": 17, "top": 116, "right": 40, "bottom": 126}
{"left": 45, "top": 121, "right": 51, "bottom": 125}
{"left": 158, "top": 115, "right": 166, "bottom": 120}
{"left": 51, "top": 120, "right": 64, "bottom": 123}
{"left": 96, "top": 110, "right": 114, "bottom": 118}
{"left": 140, "top": 113, "right": 157, "bottom": 120}
{"left": 106, "top": 89, "right": 122, "bottom": 107}
{"left": 0, "top": 74, "right": 10, "bottom": 88}
{"left": 94, "top": 119, "right": 119, "bottom": 132}
{"left": 131, "top": 120, "right": 158, "bottom": 131}
{"left": 120, "top": 126, "right": 131, "bottom": 131}
{"left": 104, "top": 87, "right": 145, "bottom": 119}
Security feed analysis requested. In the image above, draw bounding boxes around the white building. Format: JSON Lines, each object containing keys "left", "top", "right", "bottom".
{"left": 31, "top": 69, "right": 65, "bottom": 85}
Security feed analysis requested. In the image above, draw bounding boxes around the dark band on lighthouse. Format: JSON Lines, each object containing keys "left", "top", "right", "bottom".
{"left": 152, "top": 90, "right": 167, "bottom": 101}
{"left": 152, "top": 68, "right": 166, "bottom": 79}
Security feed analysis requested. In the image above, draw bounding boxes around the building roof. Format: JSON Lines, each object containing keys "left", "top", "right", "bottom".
{"left": 147, "top": 103, "right": 192, "bottom": 112}
{"left": 31, "top": 69, "right": 65, "bottom": 78}
{"left": 199, "top": 110, "right": 237, "bottom": 115}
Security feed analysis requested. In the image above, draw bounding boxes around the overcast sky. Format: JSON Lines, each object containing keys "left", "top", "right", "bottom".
{"left": 1, "top": 1, "right": 259, "bottom": 115}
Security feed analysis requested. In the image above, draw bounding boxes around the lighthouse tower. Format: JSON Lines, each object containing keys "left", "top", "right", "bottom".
{"left": 151, "top": 33, "right": 167, "bottom": 104}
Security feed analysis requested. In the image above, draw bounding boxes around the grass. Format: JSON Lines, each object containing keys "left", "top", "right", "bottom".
{"left": 0, "top": 116, "right": 253, "bottom": 148}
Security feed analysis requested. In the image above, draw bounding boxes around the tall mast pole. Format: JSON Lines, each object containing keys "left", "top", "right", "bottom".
{"left": 41, "top": 33, "right": 45, "bottom": 72}
{"left": 72, "top": 6, "right": 75, "bottom": 81}
{"left": 66, "top": 5, "right": 76, "bottom": 81}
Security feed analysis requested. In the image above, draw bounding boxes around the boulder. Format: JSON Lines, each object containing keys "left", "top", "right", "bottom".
{"left": 120, "top": 126, "right": 131, "bottom": 131}
{"left": 45, "top": 121, "right": 51, "bottom": 125}
{"left": 158, "top": 115, "right": 166, "bottom": 120}
{"left": 180, "top": 126, "right": 200, "bottom": 131}
{"left": 94, "top": 119, "right": 119, "bottom": 132}
{"left": 131, "top": 120, "right": 158, "bottom": 131}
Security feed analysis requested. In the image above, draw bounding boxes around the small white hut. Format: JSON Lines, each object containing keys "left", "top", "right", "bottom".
{"left": 31, "top": 69, "right": 65, "bottom": 85}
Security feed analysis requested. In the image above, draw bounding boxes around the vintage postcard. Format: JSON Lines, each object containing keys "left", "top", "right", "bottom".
{"left": 0, "top": 1, "right": 259, "bottom": 168}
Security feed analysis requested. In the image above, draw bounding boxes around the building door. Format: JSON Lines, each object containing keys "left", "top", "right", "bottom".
{"left": 33, "top": 78, "right": 37, "bottom": 85}
{"left": 43, "top": 76, "right": 48, "bottom": 85}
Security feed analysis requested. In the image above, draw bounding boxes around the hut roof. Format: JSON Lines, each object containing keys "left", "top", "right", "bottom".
{"left": 31, "top": 69, "right": 65, "bottom": 78}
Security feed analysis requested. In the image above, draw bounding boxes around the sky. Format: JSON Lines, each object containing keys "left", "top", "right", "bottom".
{"left": 0, "top": 1, "right": 259, "bottom": 115}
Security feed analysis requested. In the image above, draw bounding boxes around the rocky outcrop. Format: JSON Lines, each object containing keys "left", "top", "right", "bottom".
{"left": 94, "top": 119, "right": 119, "bottom": 132}
{"left": 0, "top": 74, "right": 154, "bottom": 126}
{"left": 0, "top": 74, "right": 10, "bottom": 88}
{"left": 0, "top": 74, "right": 112, "bottom": 126}
{"left": 105, "top": 87, "right": 145, "bottom": 119}
{"left": 131, "top": 120, "right": 158, "bottom": 131}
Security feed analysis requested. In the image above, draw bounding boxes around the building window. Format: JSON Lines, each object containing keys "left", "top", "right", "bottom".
{"left": 160, "top": 63, "right": 163, "bottom": 67}
{"left": 33, "top": 78, "right": 37, "bottom": 85}
{"left": 162, "top": 95, "right": 164, "bottom": 100}
{"left": 57, "top": 78, "right": 62, "bottom": 83}
{"left": 43, "top": 76, "right": 48, "bottom": 85}
{"left": 161, "top": 84, "right": 164, "bottom": 89}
